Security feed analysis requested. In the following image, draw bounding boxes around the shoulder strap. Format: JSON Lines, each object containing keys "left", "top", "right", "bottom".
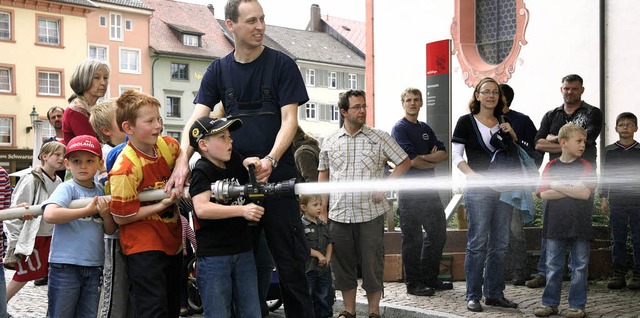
{"left": 157, "top": 137, "right": 174, "bottom": 168}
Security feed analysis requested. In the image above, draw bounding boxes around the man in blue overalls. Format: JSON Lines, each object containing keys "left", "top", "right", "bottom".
{"left": 167, "top": 1, "right": 313, "bottom": 317}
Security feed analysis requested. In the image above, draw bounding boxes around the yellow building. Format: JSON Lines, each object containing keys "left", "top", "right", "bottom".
{"left": 0, "top": 0, "right": 95, "bottom": 174}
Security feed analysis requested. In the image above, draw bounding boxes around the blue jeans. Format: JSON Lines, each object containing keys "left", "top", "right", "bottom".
{"left": 536, "top": 238, "right": 548, "bottom": 276}
{"left": 463, "top": 187, "right": 512, "bottom": 301}
{"left": 0, "top": 266, "right": 7, "bottom": 318}
{"left": 542, "top": 239, "right": 590, "bottom": 309}
{"left": 306, "top": 268, "right": 334, "bottom": 318}
{"left": 47, "top": 263, "right": 102, "bottom": 318}
{"left": 197, "top": 251, "right": 261, "bottom": 318}
{"left": 609, "top": 200, "right": 640, "bottom": 273}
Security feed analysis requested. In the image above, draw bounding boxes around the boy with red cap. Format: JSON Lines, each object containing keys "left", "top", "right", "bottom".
{"left": 42, "top": 135, "right": 117, "bottom": 317}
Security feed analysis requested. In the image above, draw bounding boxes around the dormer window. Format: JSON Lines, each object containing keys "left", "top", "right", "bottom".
{"left": 183, "top": 34, "right": 199, "bottom": 47}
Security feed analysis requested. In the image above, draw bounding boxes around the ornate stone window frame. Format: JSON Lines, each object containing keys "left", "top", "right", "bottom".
{"left": 451, "top": 0, "right": 529, "bottom": 87}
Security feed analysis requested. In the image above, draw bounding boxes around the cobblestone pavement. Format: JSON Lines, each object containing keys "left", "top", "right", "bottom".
{"left": 5, "top": 269, "right": 639, "bottom": 318}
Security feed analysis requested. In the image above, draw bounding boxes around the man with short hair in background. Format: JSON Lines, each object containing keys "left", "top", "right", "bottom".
{"left": 391, "top": 88, "right": 450, "bottom": 296}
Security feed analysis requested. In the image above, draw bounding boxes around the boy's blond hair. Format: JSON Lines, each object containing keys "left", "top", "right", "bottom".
{"left": 39, "top": 141, "right": 66, "bottom": 164}
{"left": 299, "top": 194, "right": 322, "bottom": 207}
{"left": 90, "top": 99, "right": 117, "bottom": 144}
{"left": 558, "top": 123, "right": 587, "bottom": 142}
{"left": 115, "top": 90, "right": 161, "bottom": 129}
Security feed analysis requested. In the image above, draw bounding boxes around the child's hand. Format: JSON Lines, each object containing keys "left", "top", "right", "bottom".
{"left": 241, "top": 203, "right": 264, "bottom": 222}
{"left": 317, "top": 254, "right": 327, "bottom": 266}
{"left": 161, "top": 190, "right": 179, "bottom": 207}
{"left": 96, "top": 196, "right": 111, "bottom": 218}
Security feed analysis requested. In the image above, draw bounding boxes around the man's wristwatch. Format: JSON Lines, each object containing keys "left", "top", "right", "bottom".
{"left": 265, "top": 155, "right": 278, "bottom": 169}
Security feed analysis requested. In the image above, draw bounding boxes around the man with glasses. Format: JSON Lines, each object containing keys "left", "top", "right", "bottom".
{"left": 319, "top": 89, "right": 410, "bottom": 318}
{"left": 526, "top": 74, "right": 603, "bottom": 289}
{"left": 391, "top": 88, "right": 450, "bottom": 296}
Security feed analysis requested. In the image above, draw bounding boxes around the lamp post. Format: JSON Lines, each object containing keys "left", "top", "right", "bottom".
{"left": 28, "top": 106, "right": 43, "bottom": 168}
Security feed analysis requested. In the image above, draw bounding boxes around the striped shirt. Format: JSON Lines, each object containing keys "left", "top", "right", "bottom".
{"left": 0, "top": 167, "right": 11, "bottom": 258}
{"left": 319, "top": 125, "right": 408, "bottom": 223}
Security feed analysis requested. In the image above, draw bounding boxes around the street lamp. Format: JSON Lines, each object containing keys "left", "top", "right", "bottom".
{"left": 26, "top": 106, "right": 41, "bottom": 133}
{"left": 28, "top": 106, "right": 44, "bottom": 168}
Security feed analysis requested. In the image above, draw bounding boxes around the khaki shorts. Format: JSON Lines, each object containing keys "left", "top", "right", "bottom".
{"left": 329, "top": 215, "right": 385, "bottom": 293}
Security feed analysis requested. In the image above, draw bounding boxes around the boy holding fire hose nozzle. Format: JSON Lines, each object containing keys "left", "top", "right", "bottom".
{"left": 188, "top": 115, "right": 265, "bottom": 317}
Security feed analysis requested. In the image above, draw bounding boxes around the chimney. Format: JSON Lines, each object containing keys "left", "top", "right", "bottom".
{"left": 310, "top": 4, "right": 321, "bottom": 32}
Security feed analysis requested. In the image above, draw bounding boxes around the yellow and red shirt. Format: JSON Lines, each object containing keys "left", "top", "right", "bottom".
{"left": 109, "top": 136, "right": 182, "bottom": 255}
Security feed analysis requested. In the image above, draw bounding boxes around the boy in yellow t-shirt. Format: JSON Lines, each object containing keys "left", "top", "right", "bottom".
{"left": 108, "top": 90, "right": 182, "bottom": 317}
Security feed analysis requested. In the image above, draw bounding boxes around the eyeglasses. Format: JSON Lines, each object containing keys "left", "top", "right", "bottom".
{"left": 349, "top": 105, "right": 368, "bottom": 111}
{"left": 617, "top": 123, "right": 637, "bottom": 128}
{"left": 479, "top": 90, "right": 500, "bottom": 96}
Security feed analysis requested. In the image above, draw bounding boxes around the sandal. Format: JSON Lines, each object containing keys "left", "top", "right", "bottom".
{"left": 338, "top": 310, "right": 356, "bottom": 318}
{"left": 369, "top": 313, "right": 381, "bottom": 318}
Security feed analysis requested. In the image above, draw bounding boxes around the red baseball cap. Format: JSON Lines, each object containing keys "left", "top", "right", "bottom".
{"left": 65, "top": 135, "right": 102, "bottom": 159}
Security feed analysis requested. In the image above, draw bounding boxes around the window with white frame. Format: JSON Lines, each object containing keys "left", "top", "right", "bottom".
{"left": 37, "top": 17, "right": 60, "bottom": 46}
{"left": 125, "top": 20, "right": 132, "bottom": 31}
{"left": 0, "top": 67, "right": 12, "bottom": 93}
{"left": 89, "top": 45, "right": 108, "bottom": 61}
{"left": 171, "top": 63, "right": 188, "bottom": 80}
{"left": 348, "top": 73, "right": 358, "bottom": 90}
{"left": 328, "top": 72, "right": 337, "bottom": 89}
{"left": 38, "top": 71, "right": 61, "bottom": 96}
{"left": 41, "top": 122, "right": 55, "bottom": 138}
{"left": 119, "top": 48, "right": 140, "bottom": 73}
{"left": 305, "top": 69, "right": 315, "bottom": 86}
{"left": 183, "top": 34, "right": 199, "bottom": 47}
{"left": 99, "top": 16, "right": 107, "bottom": 27}
{"left": 330, "top": 105, "right": 340, "bottom": 122}
{"left": 165, "top": 96, "right": 181, "bottom": 118}
{"left": 0, "top": 11, "right": 11, "bottom": 41}
{"left": 119, "top": 85, "right": 141, "bottom": 95}
{"left": 110, "top": 12, "right": 122, "bottom": 41}
{"left": 166, "top": 131, "right": 181, "bottom": 140}
{"left": 305, "top": 103, "right": 317, "bottom": 120}
{"left": 0, "top": 117, "right": 13, "bottom": 146}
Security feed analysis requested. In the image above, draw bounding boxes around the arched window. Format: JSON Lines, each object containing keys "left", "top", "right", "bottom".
{"left": 451, "top": 0, "right": 529, "bottom": 87}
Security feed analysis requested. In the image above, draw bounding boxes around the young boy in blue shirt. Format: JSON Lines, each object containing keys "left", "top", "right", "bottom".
{"left": 533, "top": 124, "right": 596, "bottom": 318}
{"left": 188, "top": 116, "right": 264, "bottom": 318}
{"left": 600, "top": 112, "right": 640, "bottom": 290}
{"left": 43, "top": 135, "right": 117, "bottom": 317}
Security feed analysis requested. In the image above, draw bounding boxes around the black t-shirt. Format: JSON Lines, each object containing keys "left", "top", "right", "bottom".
{"left": 189, "top": 151, "right": 252, "bottom": 256}
{"left": 537, "top": 158, "right": 595, "bottom": 241}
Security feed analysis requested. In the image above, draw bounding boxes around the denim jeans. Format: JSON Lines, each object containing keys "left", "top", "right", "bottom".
{"left": 0, "top": 266, "right": 7, "bottom": 318}
{"left": 47, "top": 263, "right": 103, "bottom": 318}
{"left": 535, "top": 238, "right": 548, "bottom": 276}
{"left": 463, "top": 187, "right": 512, "bottom": 301}
{"left": 542, "top": 239, "right": 590, "bottom": 309}
{"left": 609, "top": 200, "right": 640, "bottom": 273}
{"left": 398, "top": 191, "right": 447, "bottom": 288}
{"left": 197, "top": 251, "right": 261, "bottom": 318}
{"left": 306, "top": 268, "right": 335, "bottom": 318}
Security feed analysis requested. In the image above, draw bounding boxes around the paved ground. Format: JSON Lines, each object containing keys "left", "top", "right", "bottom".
{"left": 5, "top": 269, "right": 639, "bottom": 317}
